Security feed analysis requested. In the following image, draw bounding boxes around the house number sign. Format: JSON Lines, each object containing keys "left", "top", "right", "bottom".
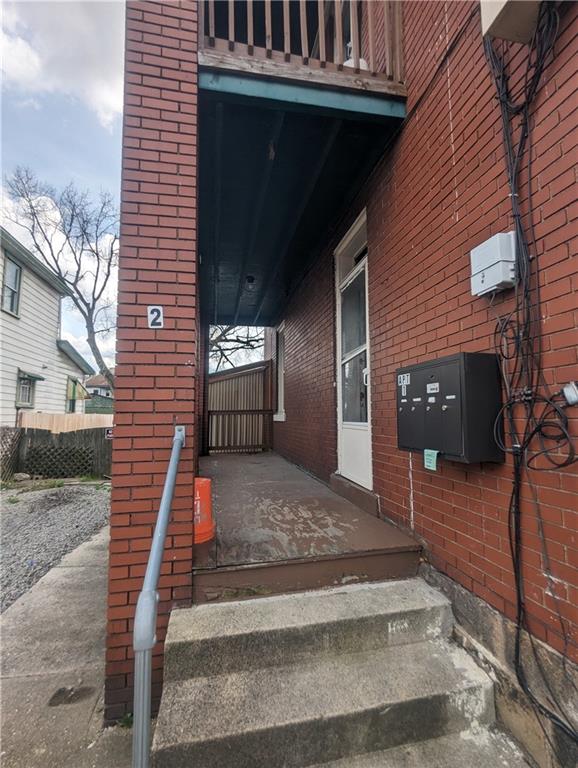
{"left": 397, "top": 372, "right": 411, "bottom": 397}
{"left": 147, "top": 305, "right": 164, "bottom": 329}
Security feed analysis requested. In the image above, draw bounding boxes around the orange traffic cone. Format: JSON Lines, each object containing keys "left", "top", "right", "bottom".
{"left": 193, "top": 477, "right": 215, "bottom": 544}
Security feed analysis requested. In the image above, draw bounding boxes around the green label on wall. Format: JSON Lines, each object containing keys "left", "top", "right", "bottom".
{"left": 424, "top": 449, "right": 439, "bottom": 471}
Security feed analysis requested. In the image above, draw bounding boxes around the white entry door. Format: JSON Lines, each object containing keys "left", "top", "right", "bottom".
{"left": 337, "top": 256, "right": 373, "bottom": 490}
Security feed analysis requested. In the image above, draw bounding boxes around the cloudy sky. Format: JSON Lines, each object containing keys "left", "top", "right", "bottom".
{"left": 2, "top": 0, "right": 125, "bottom": 368}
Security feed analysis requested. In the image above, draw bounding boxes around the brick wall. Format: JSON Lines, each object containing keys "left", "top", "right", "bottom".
{"left": 368, "top": 0, "right": 577, "bottom": 661}
{"left": 276, "top": 0, "right": 577, "bottom": 661}
{"left": 107, "top": 0, "right": 198, "bottom": 722}
{"left": 271, "top": 251, "right": 338, "bottom": 483}
{"left": 360, "top": 1, "right": 401, "bottom": 79}
{"left": 109, "top": 0, "right": 576, "bottom": 725}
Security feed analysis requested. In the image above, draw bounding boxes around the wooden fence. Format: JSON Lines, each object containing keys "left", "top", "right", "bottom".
{"left": 208, "top": 360, "right": 273, "bottom": 453}
{"left": 0, "top": 427, "right": 22, "bottom": 482}
{"left": 18, "top": 428, "right": 112, "bottom": 478}
{"left": 18, "top": 412, "right": 113, "bottom": 434}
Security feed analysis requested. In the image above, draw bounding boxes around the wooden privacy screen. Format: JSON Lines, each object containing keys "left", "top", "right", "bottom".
{"left": 208, "top": 361, "right": 274, "bottom": 453}
{"left": 200, "top": 0, "right": 404, "bottom": 86}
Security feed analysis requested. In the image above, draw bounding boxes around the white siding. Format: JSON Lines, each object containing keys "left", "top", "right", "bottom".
{"left": 0, "top": 247, "right": 87, "bottom": 426}
{"left": 89, "top": 386, "right": 112, "bottom": 397}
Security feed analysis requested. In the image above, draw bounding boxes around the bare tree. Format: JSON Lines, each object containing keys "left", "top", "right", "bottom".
{"left": 6, "top": 167, "right": 118, "bottom": 389}
{"left": 210, "top": 325, "right": 264, "bottom": 371}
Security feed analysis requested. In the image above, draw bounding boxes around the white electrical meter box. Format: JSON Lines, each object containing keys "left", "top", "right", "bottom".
{"left": 470, "top": 231, "right": 516, "bottom": 297}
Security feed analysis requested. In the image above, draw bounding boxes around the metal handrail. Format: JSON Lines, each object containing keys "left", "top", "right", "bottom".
{"left": 132, "top": 425, "right": 185, "bottom": 768}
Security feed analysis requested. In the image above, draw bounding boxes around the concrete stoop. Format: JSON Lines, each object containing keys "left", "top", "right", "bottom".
{"left": 152, "top": 579, "right": 529, "bottom": 767}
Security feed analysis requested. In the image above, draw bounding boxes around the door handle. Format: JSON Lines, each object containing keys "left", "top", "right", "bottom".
{"left": 363, "top": 368, "right": 369, "bottom": 387}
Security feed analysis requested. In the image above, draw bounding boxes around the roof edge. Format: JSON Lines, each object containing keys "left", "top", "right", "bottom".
{"left": 56, "top": 340, "right": 95, "bottom": 375}
{"left": 1, "top": 226, "right": 73, "bottom": 297}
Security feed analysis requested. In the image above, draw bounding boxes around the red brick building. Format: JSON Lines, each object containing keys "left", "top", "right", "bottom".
{"left": 270, "top": 1, "right": 577, "bottom": 654}
{"left": 109, "top": 1, "right": 577, "bottom": 763}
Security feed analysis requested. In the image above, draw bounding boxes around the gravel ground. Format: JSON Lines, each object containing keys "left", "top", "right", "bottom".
{"left": 1, "top": 483, "right": 110, "bottom": 612}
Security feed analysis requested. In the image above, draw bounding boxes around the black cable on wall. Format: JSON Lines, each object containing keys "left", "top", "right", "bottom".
{"left": 484, "top": 0, "right": 577, "bottom": 747}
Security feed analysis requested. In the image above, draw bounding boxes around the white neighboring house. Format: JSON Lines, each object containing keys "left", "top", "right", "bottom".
{"left": 0, "top": 227, "right": 95, "bottom": 427}
{"left": 85, "top": 371, "right": 114, "bottom": 398}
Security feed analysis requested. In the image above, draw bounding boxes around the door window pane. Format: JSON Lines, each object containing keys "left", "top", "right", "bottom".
{"left": 341, "top": 270, "right": 366, "bottom": 357}
{"left": 342, "top": 351, "right": 367, "bottom": 423}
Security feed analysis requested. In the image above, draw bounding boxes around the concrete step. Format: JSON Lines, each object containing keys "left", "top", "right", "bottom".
{"left": 165, "top": 579, "right": 453, "bottom": 681}
{"left": 312, "top": 728, "right": 530, "bottom": 767}
{"left": 152, "top": 639, "right": 495, "bottom": 768}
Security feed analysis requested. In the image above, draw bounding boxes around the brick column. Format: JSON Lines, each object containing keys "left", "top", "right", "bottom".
{"left": 106, "top": 0, "right": 198, "bottom": 722}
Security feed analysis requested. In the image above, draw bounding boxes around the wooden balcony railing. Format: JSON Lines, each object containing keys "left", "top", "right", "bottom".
{"left": 199, "top": 1, "right": 405, "bottom": 95}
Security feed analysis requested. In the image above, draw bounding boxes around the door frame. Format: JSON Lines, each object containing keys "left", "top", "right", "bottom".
{"left": 334, "top": 210, "right": 373, "bottom": 490}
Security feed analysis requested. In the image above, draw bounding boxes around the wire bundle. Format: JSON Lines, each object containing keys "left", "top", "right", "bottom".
{"left": 484, "top": 1, "right": 577, "bottom": 747}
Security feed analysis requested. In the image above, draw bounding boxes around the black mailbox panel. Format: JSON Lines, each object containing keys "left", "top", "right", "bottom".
{"left": 396, "top": 352, "right": 503, "bottom": 464}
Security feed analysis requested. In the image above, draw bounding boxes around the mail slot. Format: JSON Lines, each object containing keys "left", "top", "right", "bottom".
{"left": 396, "top": 352, "right": 503, "bottom": 464}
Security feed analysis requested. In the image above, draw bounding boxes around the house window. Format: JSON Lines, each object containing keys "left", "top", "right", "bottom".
{"left": 274, "top": 324, "right": 286, "bottom": 422}
{"left": 66, "top": 378, "right": 78, "bottom": 413}
{"left": 16, "top": 375, "right": 35, "bottom": 408}
{"left": 2, "top": 258, "right": 22, "bottom": 315}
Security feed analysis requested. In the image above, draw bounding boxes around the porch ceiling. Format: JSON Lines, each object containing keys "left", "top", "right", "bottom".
{"left": 199, "top": 73, "right": 405, "bottom": 327}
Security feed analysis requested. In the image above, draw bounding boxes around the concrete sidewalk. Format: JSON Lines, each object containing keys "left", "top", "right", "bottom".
{"left": 0, "top": 527, "right": 131, "bottom": 767}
